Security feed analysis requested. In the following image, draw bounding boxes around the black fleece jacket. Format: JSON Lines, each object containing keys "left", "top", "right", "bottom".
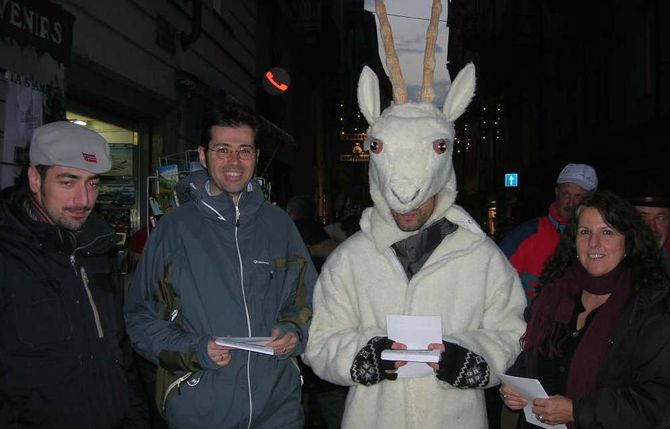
{"left": 508, "top": 282, "right": 670, "bottom": 428}
{"left": 0, "top": 189, "right": 147, "bottom": 428}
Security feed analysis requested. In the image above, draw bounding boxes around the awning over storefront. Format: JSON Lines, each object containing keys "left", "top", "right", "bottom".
{"left": 257, "top": 114, "right": 295, "bottom": 147}
{"left": 0, "top": 0, "right": 75, "bottom": 65}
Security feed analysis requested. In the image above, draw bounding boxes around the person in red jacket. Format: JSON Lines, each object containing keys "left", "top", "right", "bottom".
{"left": 500, "top": 163, "right": 598, "bottom": 304}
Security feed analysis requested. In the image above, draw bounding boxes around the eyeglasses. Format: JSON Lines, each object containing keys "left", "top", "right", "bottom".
{"left": 207, "top": 146, "right": 257, "bottom": 160}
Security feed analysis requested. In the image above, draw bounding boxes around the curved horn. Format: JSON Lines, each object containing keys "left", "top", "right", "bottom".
{"left": 375, "top": 0, "right": 407, "bottom": 104}
{"left": 420, "top": 0, "right": 442, "bottom": 102}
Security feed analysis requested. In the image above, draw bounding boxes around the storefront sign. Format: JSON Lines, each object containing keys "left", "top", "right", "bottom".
{"left": 1, "top": 77, "right": 43, "bottom": 189}
{"left": 0, "top": 0, "right": 75, "bottom": 65}
{"left": 2, "top": 70, "right": 48, "bottom": 91}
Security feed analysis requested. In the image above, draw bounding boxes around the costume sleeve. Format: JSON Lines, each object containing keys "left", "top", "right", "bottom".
{"left": 574, "top": 308, "right": 670, "bottom": 428}
{"left": 274, "top": 221, "right": 317, "bottom": 357}
{"left": 124, "top": 223, "right": 210, "bottom": 371}
{"left": 438, "top": 245, "right": 526, "bottom": 389}
{"left": 303, "top": 249, "right": 387, "bottom": 386}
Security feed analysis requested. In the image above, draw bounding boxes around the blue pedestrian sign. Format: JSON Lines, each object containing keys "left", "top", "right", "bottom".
{"left": 505, "top": 173, "right": 518, "bottom": 187}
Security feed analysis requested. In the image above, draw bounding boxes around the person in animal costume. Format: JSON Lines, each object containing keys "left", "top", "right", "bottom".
{"left": 303, "top": 1, "right": 526, "bottom": 427}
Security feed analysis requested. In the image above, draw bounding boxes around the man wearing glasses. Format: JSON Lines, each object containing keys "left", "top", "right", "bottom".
{"left": 125, "top": 103, "right": 316, "bottom": 429}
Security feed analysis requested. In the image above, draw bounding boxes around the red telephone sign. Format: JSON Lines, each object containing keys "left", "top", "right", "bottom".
{"left": 262, "top": 67, "right": 290, "bottom": 95}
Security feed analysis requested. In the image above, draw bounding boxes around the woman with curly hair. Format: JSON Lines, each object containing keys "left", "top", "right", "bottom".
{"left": 500, "top": 191, "right": 670, "bottom": 428}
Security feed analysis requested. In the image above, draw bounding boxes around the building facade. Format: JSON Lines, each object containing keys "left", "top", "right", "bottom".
{"left": 1, "top": 0, "right": 261, "bottom": 239}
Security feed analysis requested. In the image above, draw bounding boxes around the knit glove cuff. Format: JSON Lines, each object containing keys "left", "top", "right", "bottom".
{"left": 436, "top": 341, "right": 490, "bottom": 388}
{"left": 350, "top": 336, "right": 397, "bottom": 386}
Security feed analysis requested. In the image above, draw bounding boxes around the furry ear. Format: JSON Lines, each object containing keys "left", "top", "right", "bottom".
{"left": 442, "top": 63, "right": 476, "bottom": 122}
{"left": 357, "top": 66, "right": 381, "bottom": 125}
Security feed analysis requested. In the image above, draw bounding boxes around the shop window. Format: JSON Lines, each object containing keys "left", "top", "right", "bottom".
{"left": 66, "top": 111, "right": 138, "bottom": 246}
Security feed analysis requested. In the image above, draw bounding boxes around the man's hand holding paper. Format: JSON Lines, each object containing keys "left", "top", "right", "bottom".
{"left": 383, "top": 315, "right": 442, "bottom": 378}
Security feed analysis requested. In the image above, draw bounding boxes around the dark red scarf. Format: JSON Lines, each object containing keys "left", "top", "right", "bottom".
{"left": 523, "top": 262, "right": 631, "bottom": 402}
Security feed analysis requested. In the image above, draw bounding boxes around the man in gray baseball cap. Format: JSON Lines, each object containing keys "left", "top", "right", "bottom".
{"left": 30, "top": 120, "right": 113, "bottom": 174}
{"left": 27, "top": 120, "right": 112, "bottom": 231}
{"left": 0, "top": 121, "right": 146, "bottom": 428}
{"left": 554, "top": 163, "right": 598, "bottom": 220}
{"left": 500, "top": 162, "right": 598, "bottom": 303}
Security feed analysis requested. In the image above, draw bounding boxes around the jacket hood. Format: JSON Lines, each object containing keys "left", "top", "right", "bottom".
{"left": 360, "top": 199, "right": 485, "bottom": 253}
{"left": 356, "top": 61, "right": 476, "bottom": 252}
{"left": 366, "top": 102, "right": 459, "bottom": 228}
{"left": 357, "top": 65, "right": 477, "bottom": 252}
{"left": 180, "top": 169, "right": 265, "bottom": 223}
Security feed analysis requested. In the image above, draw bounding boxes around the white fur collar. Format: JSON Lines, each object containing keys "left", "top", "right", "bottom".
{"left": 360, "top": 192, "right": 484, "bottom": 253}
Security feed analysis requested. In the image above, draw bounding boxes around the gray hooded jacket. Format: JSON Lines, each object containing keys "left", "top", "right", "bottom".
{"left": 125, "top": 171, "right": 316, "bottom": 429}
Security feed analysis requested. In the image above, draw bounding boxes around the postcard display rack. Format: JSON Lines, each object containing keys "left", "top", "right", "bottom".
{"left": 146, "top": 150, "right": 201, "bottom": 228}
{"left": 97, "top": 143, "right": 137, "bottom": 245}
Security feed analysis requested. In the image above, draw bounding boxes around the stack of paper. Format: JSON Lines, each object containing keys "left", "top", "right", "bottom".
{"left": 381, "top": 349, "right": 440, "bottom": 363}
{"left": 383, "top": 315, "right": 443, "bottom": 378}
{"left": 215, "top": 337, "right": 274, "bottom": 355}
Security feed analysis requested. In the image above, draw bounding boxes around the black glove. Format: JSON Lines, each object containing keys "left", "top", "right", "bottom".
{"left": 350, "top": 336, "right": 398, "bottom": 386}
{"left": 435, "top": 341, "right": 490, "bottom": 388}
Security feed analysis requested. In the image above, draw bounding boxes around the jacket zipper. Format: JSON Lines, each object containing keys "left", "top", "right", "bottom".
{"left": 159, "top": 252, "right": 188, "bottom": 413}
{"left": 234, "top": 197, "right": 254, "bottom": 429}
{"left": 198, "top": 194, "right": 254, "bottom": 428}
{"left": 385, "top": 248, "right": 409, "bottom": 283}
{"left": 161, "top": 371, "right": 193, "bottom": 412}
{"left": 69, "top": 231, "right": 114, "bottom": 339}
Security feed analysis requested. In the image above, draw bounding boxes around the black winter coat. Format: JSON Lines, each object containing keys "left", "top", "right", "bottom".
{"left": 508, "top": 282, "right": 670, "bottom": 428}
{"left": 0, "top": 193, "right": 146, "bottom": 428}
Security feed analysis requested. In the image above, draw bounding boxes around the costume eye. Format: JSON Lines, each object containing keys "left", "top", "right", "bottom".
{"left": 369, "top": 139, "right": 384, "bottom": 154}
{"left": 433, "top": 139, "right": 448, "bottom": 154}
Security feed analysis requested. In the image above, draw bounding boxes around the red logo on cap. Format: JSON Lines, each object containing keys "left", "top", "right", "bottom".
{"left": 82, "top": 152, "right": 98, "bottom": 163}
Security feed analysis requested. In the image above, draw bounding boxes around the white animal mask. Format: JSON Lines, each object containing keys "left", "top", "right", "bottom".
{"left": 359, "top": 0, "right": 476, "bottom": 227}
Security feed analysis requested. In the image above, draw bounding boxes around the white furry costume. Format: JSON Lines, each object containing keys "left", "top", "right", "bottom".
{"left": 304, "top": 1, "right": 526, "bottom": 427}
{"left": 305, "top": 184, "right": 526, "bottom": 428}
